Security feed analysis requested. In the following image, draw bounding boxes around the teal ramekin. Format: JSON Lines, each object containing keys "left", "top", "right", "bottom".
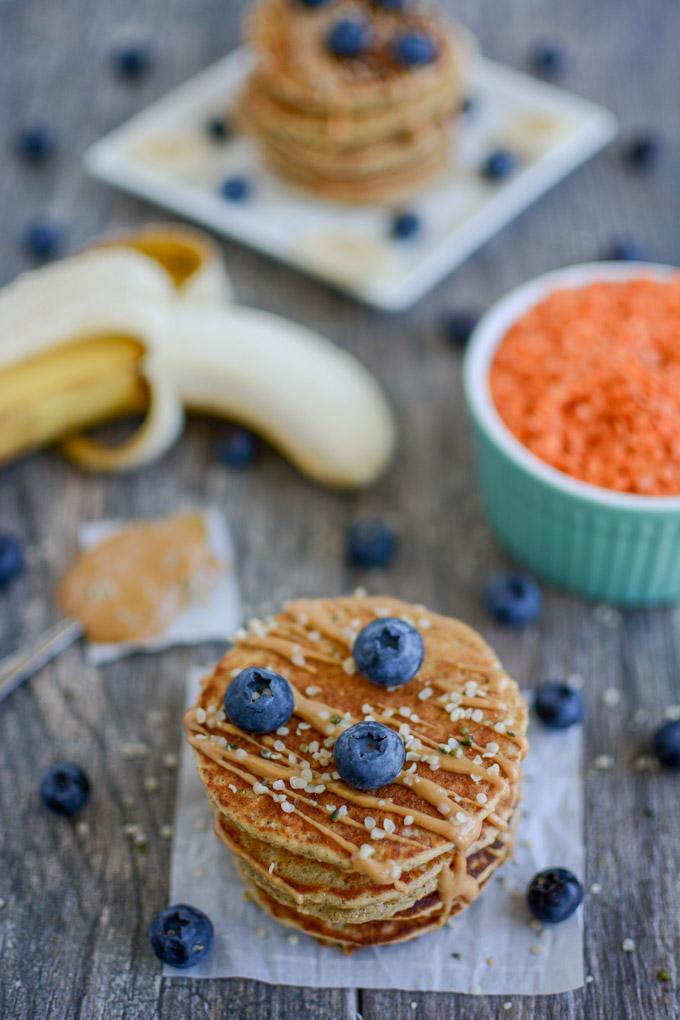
{"left": 463, "top": 261, "right": 680, "bottom": 607}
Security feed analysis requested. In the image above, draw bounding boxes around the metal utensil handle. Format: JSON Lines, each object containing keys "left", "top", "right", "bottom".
{"left": 0, "top": 618, "right": 84, "bottom": 703}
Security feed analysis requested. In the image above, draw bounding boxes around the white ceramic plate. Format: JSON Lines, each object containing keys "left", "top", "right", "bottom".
{"left": 85, "top": 47, "right": 617, "bottom": 311}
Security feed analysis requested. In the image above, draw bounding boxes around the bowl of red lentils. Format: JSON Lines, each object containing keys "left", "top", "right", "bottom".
{"left": 464, "top": 261, "right": 680, "bottom": 606}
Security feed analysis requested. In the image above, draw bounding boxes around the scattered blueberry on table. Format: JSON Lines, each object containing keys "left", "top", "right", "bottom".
{"left": 529, "top": 42, "right": 567, "bottom": 78}
{"left": 0, "top": 534, "right": 24, "bottom": 588}
{"left": 216, "top": 425, "right": 259, "bottom": 467}
{"left": 623, "top": 132, "right": 660, "bottom": 172}
{"left": 327, "top": 19, "right": 372, "bottom": 59}
{"left": 206, "top": 115, "right": 232, "bottom": 144}
{"left": 21, "top": 221, "right": 63, "bottom": 261}
{"left": 393, "top": 32, "right": 438, "bottom": 68}
{"left": 527, "top": 868, "right": 583, "bottom": 923}
{"left": 347, "top": 519, "right": 397, "bottom": 569}
{"left": 605, "top": 237, "right": 648, "bottom": 262}
{"left": 353, "top": 618, "right": 424, "bottom": 687}
{"left": 390, "top": 210, "right": 422, "bottom": 240}
{"left": 40, "top": 763, "right": 90, "bottom": 817}
{"left": 534, "top": 682, "right": 584, "bottom": 730}
{"left": 442, "top": 310, "right": 479, "bottom": 349}
{"left": 224, "top": 667, "right": 294, "bottom": 733}
{"left": 653, "top": 720, "right": 680, "bottom": 770}
{"left": 481, "top": 150, "right": 518, "bottom": 181}
{"left": 220, "top": 176, "right": 253, "bottom": 202}
{"left": 484, "top": 572, "right": 542, "bottom": 627}
{"left": 111, "top": 43, "right": 153, "bottom": 81}
{"left": 148, "top": 904, "right": 214, "bottom": 968}
{"left": 333, "top": 721, "right": 405, "bottom": 790}
{"left": 15, "top": 124, "right": 56, "bottom": 164}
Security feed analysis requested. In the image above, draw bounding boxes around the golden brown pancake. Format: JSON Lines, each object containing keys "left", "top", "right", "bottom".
{"left": 185, "top": 595, "right": 528, "bottom": 948}
{"left": 237, "top": 0, "right": 473, "bottom": 204}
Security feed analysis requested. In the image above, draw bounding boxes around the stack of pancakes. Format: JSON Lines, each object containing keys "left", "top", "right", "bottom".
{"left": 237, "top": 0, "right": 472, "bottom": 204}
{"left": 185, "top": 595, "right": 528, "bottom": 949}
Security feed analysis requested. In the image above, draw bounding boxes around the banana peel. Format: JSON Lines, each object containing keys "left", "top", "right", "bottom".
{"left": 0, "top": 225, "right": 395, "bottom": 488}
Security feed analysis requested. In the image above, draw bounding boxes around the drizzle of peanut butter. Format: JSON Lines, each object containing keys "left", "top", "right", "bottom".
{"left": 58, "top": 513, "right": 220, "bottom": 643}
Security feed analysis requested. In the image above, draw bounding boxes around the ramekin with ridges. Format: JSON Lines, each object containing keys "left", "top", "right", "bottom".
{"left": 463, "top": 262, "right": 680, "bottom": 607}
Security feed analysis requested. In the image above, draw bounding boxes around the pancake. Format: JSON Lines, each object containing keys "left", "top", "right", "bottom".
{"left": 237, "top": 0, "right": 473, "bottom": 204}
{"left": 185, "top": 595, "right": 528, "bottom": 948}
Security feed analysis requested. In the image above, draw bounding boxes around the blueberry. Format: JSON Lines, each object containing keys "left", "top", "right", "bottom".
{"left": 347, "top": 519, "right": 397, "bottom": 569}
{"left": 22, "top": 221, "right": 63, "bottom": 261}
{"left": 327, "top": 19, "right": 372, "bottom": 59}
{"left": 374, "top": 0, "right": 407, "bottom": 8}
{"left": 653, "top": 720, "right": 680, "bottom": 770}
{"left": 353, "top": 618, "right": 424, "bottom": 687}
{"left": 224, "top": 667, "right": 294, "bottom": 734}
{"left": 624, "top": 133, "right": 660, "bottom": 172}
{"left": 605, "top": 237, "right": 648, "bottom": 262}
{"left": 16, "top": 124, "right": 56, "bottom": 163}
{"left": 534, "top": 682, "right": 583, "bottom": 730}
{"left": 298, "top": 0, "right": 332, "bottom": 6}
{"left": 442, "top": 310, "right": 479, "bottom": 349}
{"left": 527, "top": 868, "right": 583, "bottom": 924}
{"left": 40, "top": 762, "right": 90, "bottom": 816}
{"left": 394, "top": 32, "right": 438, "bottom": 68}
{"left": 529, "top": 42, "right": 567, "bottom": 78}
{"left": 206, "top": 116, "right": 232, "bottom": 144}
{"left": 482, "top": 150, "right": 518, "bottom": 181}
{"left": 216, "top": 426, "right": 259, "bottom": 467}
{"left": 220, "top": 176, "right": 252, "bottom": 202}
{"left": 391, "top": 210, "right": 422, "bottom": 240}
{"left": 148, "top": 904, "right": 214, "bottom": 968}
{"left": 333, "top": 721, "right": 405, "bottom": 790}
{"left": 0, "top": 534, "right": 24, "bottom": 588}
{"left": 485, "top": 572, "right": 542, "bottom": 627}
{"left": 112, "top": 44, "right": 153, "bottom": 80}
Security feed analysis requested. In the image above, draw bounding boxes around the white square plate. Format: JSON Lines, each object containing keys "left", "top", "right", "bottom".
{"left": 85, "top": 47, "right": 616, "bottom": 311}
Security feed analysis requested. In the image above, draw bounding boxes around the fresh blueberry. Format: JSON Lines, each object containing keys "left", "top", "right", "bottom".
{"left": 16, "top": 124, "right": 56, "bottom": 163}
{"left": 605, "top": 237, "right": 648, "bottom": 262}
{"left": 529, "top": 42, "right": 567, "bottom": 78}
{"left": 485, "top": 572, "right": 542, "bottom": 627}
{"left": 0, "top": 534, "right": 24, "bottom": 588}
{"left": 220, "top": 176, "right": 253, "bottom": 202}
{"left": 327, "top": 19, "right": 372, "bottom": 59}
{"left": 374, "top": 0, "right": 408, "bottom": 9}
{"left": 353, "top": 618, "right": 424, "bottom": 687}
{"left": 298, "top": 0, "right": 332, "bottom": 6}
{"left": 206, "top": 116, "right": 232, "bottom": 143}
{"left": 216, "top": 426, "right": 259, "bottom": 467}
{"left": 148, "top": 904, "right": 214, "bottom": 968}
{"left": 534, "top": 682, "right": 583, "bottom": 730}
{"left": 22, "top": 221, "right": 63, "bottom": 261}
{"left": 393, "top": 32, "right": 438, "bottom": 68}
{"left": 653, "top": 720, "right": 680, "bottom": 770}
{"left": 224, "top": 667, "right": 294, "bottom": 734}
{"left": 390, "top": 210, "right": 422, "bottom": 240}
{"left": 481, "top": 150, "right": 518, "bottom": 181}
{"left": 40, "top": 762, "right": 90, "bottom": 816}
{"left": 442, "top": 310, "right": 479, "bottom": 349}
{"left": 333, "top": 721, "right": 405, "bottom": 790}
{"left": 112, "top": 43, "right": 153, "bottom": 80}
{"left": 347, "top": 519, "right": 397, "bottom": 569}
{"left": 624, "top": 132, "right": 660, "bottom": 172}
{"left": 527, "top": 868, "right": 583, "bottom": 924}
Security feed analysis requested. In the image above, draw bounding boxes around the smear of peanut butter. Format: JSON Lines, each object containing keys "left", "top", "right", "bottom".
{"left": 58, "top": 514, "right": 220, "bottom": 643}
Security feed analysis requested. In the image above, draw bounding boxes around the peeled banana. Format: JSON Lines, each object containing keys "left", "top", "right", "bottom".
{"left": 0, "top": 224, "right": 395, "bottom": 488}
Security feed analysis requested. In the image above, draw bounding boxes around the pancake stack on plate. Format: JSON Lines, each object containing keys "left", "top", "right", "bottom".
{"left": 237, "top": 0, "right": 473, "bottom": 204}
{"left": 185, "top": 595, "right": 528, "bottom": 950}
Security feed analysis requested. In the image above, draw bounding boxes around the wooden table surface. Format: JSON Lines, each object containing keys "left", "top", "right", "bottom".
{"left": 1, "top": 0, "right": 680, "bottom": 1017}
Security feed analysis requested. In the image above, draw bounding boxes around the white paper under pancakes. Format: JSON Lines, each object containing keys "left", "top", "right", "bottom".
{"left": 79, "top": 509, "right": 241, "bottom": 665}
{"left": 166, "top": 670, "right": 584, "bottom": 995}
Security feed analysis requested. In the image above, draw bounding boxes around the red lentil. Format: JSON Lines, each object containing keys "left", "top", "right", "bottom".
{"left": 490, "top": 276, "right": 680, "bottom": 495}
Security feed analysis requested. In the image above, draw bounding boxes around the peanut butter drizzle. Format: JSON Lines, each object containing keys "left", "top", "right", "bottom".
{"left": 57, "top": 513, "right": 220, "bottom": 644}
{"left": 437, "top": 852, "right": 480, "bottom": 914}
